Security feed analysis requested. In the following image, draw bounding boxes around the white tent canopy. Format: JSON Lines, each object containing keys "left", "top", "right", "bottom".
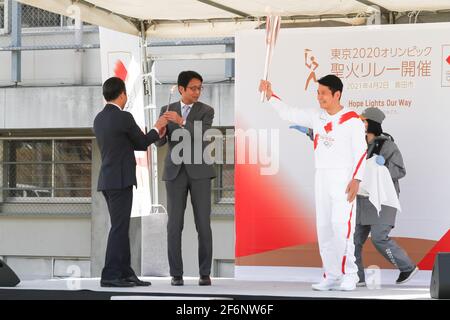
{"left": 17, "top": 0, "right": 450, "bottom": 38}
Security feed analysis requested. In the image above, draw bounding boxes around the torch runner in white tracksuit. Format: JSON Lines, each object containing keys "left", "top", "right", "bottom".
{"left": 259, "top": 75, "right": 367, "bottom": 291}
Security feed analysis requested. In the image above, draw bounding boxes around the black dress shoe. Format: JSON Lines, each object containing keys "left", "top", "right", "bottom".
{"left": 199, "top": 275, "right": 211, "bottom": 286}
{"left": 171, "top": 276, "right": 184, "bottom": 286}
{"left": 100, "top": 279, "right": 136, "bottom": 287}
{"left": 123, "top": 275, "right": 151, "bottom": 286}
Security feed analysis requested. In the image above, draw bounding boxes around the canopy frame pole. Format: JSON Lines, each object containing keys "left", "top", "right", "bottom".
{"left": 140, "top": 22, "right": 163, "bottom": 214}
{"left": 11, "top": 0, "right": 22, "bottom": 85}
{"left": 139, "top": 21, "right": 159, "bottom": 213}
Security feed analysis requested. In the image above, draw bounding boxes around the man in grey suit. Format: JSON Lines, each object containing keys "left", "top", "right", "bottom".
{"left": 157, "top": 71, "right": 216, "bottom": 286}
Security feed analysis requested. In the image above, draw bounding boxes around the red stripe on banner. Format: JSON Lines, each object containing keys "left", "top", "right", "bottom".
{"left": 339, "top": 111, "right": 360, "bottom": 125}
{"left": 114, "top": 60, "right": 128, "bottom": 81}
{"left": 235, "top": 162, "right": 317, "bottom": 258}
{"left": 342, "top": 205, "right": 354, "bottom": 275}
{"left": 324, "top": 122, "right": 333, "bottom": 133}
{"left": 271, "top": 93, "right": 281, "bottom": 100}
{"left": 352, "top": 151, "right": 367, "bottom": 179}
{"left": 418, "top": 229, "right": 450, "bottom": 270}
{"left": 313, "top": 134, "right": 319, "bottom": 150}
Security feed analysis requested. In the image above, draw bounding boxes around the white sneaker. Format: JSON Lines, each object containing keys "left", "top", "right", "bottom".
{"left": 311, "top": 278, "right": 341, "bottom": 291}
{"left": 339, "top": 274, "right": 359, "bottom": 291}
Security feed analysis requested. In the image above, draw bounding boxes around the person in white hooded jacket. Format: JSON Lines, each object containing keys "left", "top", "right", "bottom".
{"left": 259, "top": 75, "right": 367, "bottom": 291}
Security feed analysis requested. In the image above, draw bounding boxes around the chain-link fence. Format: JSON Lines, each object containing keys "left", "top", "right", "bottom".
{"left": 0, "top": 3, "right": 99, "bottom": 50}
{"left": 0, "top": 1, "right": 5, "bottom": 30}
{"left": 21, "top": 4, "right": 61, "bottom": 28}
{"left": 210, "top": 127, "right": 235, "bottom": 216}
{"left": 0, "top": 138, "right": 92, "bottom": 216}
{"left": 212, "top": 163, "right": 234, "bottom": 215}
{"left": 20, "top": 4, "right": 99, "bottom": 48}
{"left": 0, "top": 0, "right": 8, "bottom": 45}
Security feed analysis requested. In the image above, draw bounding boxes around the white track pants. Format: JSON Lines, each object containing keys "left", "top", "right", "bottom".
{"left": 315, "top": 168, "right": 358, "bottom": 280}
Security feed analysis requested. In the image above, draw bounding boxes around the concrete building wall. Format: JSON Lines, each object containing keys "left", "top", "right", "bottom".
{"left": 0, "top": 84, "right": 233, "bottom": 130}
{"left": 0, "top": 31, "right": 231, "bottom": 86}
{"left": 0, "top": 216, "right": 91, "bottom": 257}
{"left": 149, "top": 44, "right": 228, "bottom": 83}
{"left": 0, "top": 31, "right": 101, "bottom": 86}
{"left": 0, "top": 216, "right": 91, "bottom": 280}
{"left": 0, "top": 86, "right": 103, "bottom": 129}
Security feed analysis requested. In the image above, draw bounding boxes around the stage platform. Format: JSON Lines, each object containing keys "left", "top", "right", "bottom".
{"left": 0, "top": 277, "right": 434, "bottom": 300}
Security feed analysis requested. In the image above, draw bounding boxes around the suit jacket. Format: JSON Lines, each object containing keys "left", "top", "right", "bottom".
{"left": 93, "top": 104, "right": 159, "bottom": 191}
{"left": 156, "top": 101, "right": 216, "bottom": 181}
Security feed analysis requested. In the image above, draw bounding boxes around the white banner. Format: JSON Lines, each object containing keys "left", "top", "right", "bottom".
{"left": 235, "top": 22, "right": 450, "bottom": 283}
{"left": 99, "top": 27, "right": 151, "bottom": 217}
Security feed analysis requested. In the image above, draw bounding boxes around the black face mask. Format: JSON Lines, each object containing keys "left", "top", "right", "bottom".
{"left": 366, "top": 119, "right": 383, "bottom": 136}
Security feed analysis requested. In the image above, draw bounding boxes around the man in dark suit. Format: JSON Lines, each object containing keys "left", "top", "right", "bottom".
{"left": 94, "top": 77, "right": 167, "bottom": 287}
{"left": 157, "top": 71, "right": 216, "bottom": 286}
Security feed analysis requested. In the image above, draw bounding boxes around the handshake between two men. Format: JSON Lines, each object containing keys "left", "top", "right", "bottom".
{"left": 153, "top": 111, "right": 186, "bottom": 138}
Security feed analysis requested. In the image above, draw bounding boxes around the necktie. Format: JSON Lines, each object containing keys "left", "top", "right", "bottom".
{"left": 182, "top": 105, "right": 191, "bottom": 120}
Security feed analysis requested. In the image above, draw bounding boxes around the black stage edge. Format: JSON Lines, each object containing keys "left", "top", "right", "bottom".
{"left": 0, "top": 288, "right": 350, "bottom": 300}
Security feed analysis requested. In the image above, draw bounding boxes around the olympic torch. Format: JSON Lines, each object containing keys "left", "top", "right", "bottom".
{"left": 261, "top": 15, "right": 281, "bottom": 102}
